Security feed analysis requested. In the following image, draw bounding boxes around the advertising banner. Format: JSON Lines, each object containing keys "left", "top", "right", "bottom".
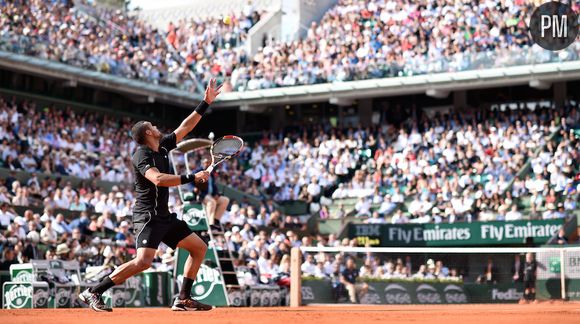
{"left": 301, "top": 280, "right": 529, "bottom": 304}
{"left": 174, "top": 202, "right": 230, "bottom": 307}
{"left": 347, "top": 219, "right": 568, "bottom": 247}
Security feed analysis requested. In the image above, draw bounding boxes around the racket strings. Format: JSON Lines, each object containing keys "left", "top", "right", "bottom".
{"left": 213, "top": 139, "right": 243, "bottom": 156}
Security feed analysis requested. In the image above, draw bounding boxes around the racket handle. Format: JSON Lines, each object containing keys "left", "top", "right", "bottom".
{"left": 206, "top": 165, "right": 214, "bottom": 173}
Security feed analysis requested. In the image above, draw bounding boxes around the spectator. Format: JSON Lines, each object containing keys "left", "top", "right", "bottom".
{"left": 505, "top": 205, "right": 523, "bottom": 221}
{"left": 52, "top": 213, "right": 71, "bottom": 235}
{"left": 301, "top": 254, "right": 317, "bottom": 276}
{"left": 40, "top": 219, "right": 58, "bottom": 245}
{"left": 55, "top": 243, "right": 72, "bottom": 261}
{"left": 115, "top": 221, "right": 130, "bottom": 241}
{"left": 197, "top": 158, "right": 231, "bottom": 229}
{"left": 365, "top": 211, "right": 385, "bottom": 224}
{"left": 479, "top": 258, "right": 498, "bottom": 284}
{"left": 355, "top": 197, "right": 371, "bottom": 217}
{"left": 0, "top": 247, "right": 18, "bottom": 270}
{"left": 0, "top": 202, "right": 16, "bottom": 229}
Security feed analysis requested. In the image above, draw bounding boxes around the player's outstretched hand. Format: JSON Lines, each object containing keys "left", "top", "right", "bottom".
{"left": 194, "top": 170, "right": 210, "bottom": 183}
{"left": 204, "top": 78, "right": 222, "bottom": 104}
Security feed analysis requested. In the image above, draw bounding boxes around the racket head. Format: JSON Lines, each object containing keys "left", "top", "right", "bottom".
{"left": 210, "top": 135, "right": 244, "bottom": 162}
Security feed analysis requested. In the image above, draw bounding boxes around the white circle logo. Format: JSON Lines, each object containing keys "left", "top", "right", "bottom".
{"left": 194, "top": 285, "right": 206, "bottom": 295}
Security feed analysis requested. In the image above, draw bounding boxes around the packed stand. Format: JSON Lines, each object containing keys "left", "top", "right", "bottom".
{"left": 220, "top": 0, "right": 580, "bottom": 91}
{"left": 0, "top": 96, "right": 137, "bottom": 183}
{"left": 2, "top": 1, "right": 580, "bottom": 94}
{"left": 330, "top": 104, "right": 580, "bottom": 223}
{"left": 173, "top": 127, "right": 367, "bottom": 204}
{"left": 522, "top": 110, "right": 580, "bottom": 220}
{"left": 0, "top": 0, "right": 263, "bottom": 92}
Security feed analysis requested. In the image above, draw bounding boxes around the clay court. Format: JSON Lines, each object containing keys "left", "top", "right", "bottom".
{"left": 1, "top": 303, "right": 579, "bottom": 324}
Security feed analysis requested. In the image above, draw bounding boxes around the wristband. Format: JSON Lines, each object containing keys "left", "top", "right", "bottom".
{"left": 180, "top": 174, "right": 195, "bottom": 184}
{"left": 195, "top": 101, "right": 209, "bottom": 115}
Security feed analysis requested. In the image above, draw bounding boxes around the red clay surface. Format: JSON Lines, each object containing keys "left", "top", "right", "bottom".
{"left": 1, "top": 303, "right": 580, "bottom": 324}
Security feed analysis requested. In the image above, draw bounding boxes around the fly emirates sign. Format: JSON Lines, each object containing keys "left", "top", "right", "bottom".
{"left": 349, "top": 219, "right": 567, "bottom": 247}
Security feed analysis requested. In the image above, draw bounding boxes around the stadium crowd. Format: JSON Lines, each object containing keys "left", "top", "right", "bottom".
{"left": 0, "top": 100, "right": 578, "bottom": 301}
{"left": 331, "top": 104, "right": 580, "bottom": 223}
{"left": 0, "top": 95, "right": 136, "bottom": 183}
{"left": 0, "top": 0, "right": 263, "bottom": 92}
{"left": 2, "top": 0, "right": 580, "bottom": 93}
{"left": 2, "top": 93, "right": 577, "bottom": 226}
{"left": 0, "top": 93, "right": 361, "bottom": 211}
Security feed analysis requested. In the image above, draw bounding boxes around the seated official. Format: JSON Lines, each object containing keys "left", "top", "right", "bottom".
{"left": 194, "top": 158, "right": 230, "bottom": 229}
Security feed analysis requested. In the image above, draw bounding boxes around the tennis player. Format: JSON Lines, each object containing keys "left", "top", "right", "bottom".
{"left": 79, "top": 78, "right": 222, "bottom": 312}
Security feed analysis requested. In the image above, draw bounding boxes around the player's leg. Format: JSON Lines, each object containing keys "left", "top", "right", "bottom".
{"left": 171, "top": 233, "right": 213, "bottom": 311}
{"left": 177, "top": 233, "right": 208, "bottom": 295}
{"left": 213, "top": 195, "right": 230, "bottom": 223}
{"left": 80, "top": 216, "right": 163, "bottom": 312}
{"left": 163, "top": 217, "right": 213, "bottom": 311}
{"left": 108, "top": 247, "right": 156, "bottom": 283}
{"left": 80, "top": 247, "right": 156, "bottom": 312}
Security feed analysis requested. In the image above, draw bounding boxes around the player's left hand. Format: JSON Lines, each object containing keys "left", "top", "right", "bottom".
{"left": 204, "top": 78, "right": 222, "bottom": 104}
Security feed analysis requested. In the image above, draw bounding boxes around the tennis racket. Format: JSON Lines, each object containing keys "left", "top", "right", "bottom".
{"left": 205, "top": 135, "right": 244, "bottom": 173}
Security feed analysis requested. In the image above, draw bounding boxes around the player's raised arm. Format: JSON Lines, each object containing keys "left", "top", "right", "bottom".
{"left": 144, "top": 167, "right": 209, "bottom": 187}
{"left": 174, "top": 78, "right": 222, "bottom": 143}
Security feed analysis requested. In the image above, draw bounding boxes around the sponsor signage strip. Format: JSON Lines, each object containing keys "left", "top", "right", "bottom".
{"left": 347, "top": 219, "right": 568, "bottom": 247}
{"left": 301, "top": 281, "right": 526, "bottom": 304}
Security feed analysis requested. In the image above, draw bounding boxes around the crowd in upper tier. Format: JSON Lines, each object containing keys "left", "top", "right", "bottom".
{"left": 2, "top": 0, "right": 579, "bottom": 93}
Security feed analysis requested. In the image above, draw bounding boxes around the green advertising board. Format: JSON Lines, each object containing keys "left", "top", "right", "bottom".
{"left": 347, "top": 219, "right": 568, "bottom": 247}
{"left": 302, "top": 280, "right": 469, "bottom": 304}
{"left": 141, "top": 271, "right": 172, "bottom": 306}
{"left": 463, "top": 282, "right": 524, "bottom": 303}
{"left": 301, "top": 280, "right": 525, "bottom": 304}
{"left": 182, "top": 204, "right": 209, "bottom": 231}
{"left": 124, "top": 275, "right": 146, "bottom": 307}
{"left": 2, "top": 282, "right": 50, "bottom": 309}
{"left": 9, "top": 264, "right": 34, "bottom": 282}
{"left": 49, "top": 285, "right": 74, "bottom": 308}
{"left": 174, "top": 202, "right": 230, "bottom": 306}
{"left": 175, "top": 246, "right": 229, "bottom": 306}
